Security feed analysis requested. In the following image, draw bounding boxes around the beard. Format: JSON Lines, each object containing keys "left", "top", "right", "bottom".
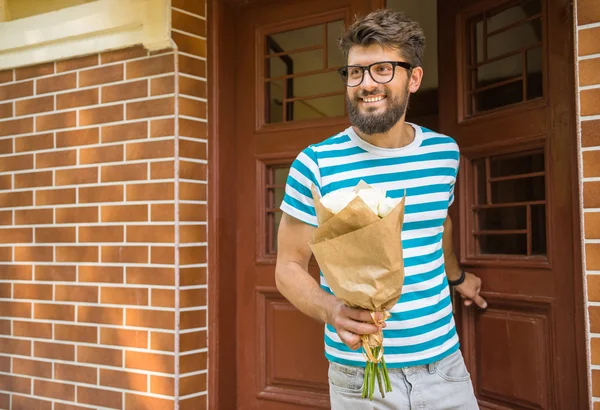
{"left": 346, "top": 85, "right": 410, "bottom": 135}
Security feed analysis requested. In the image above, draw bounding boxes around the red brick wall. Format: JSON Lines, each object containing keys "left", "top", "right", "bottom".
{"left": 577, "top": 0, "right": 600, "bottom": 406}
{"left": 0, "top": 1, "right": 207, "bottom": 408}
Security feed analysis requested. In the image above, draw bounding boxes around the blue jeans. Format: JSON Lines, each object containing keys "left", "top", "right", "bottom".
{"left": 328, "top": 349, "right": 479, "bottom": 409}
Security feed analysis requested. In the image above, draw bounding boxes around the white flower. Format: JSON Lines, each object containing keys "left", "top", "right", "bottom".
{"left": 320, "top": 190, "right": 358, "bottom": 214}
{"left": 378, "top": 197, "right": 403, "bottom": 217}
{"left": 357, "top": 188, "right": 386, "bottom": 215}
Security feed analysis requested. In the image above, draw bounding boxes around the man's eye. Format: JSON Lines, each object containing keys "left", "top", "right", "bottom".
{"left": 349, "top": 68, "right": 362, "bottom": 77}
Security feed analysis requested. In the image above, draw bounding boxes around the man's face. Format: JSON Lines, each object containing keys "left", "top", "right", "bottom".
{"left": 345, "top": 44, "right": 417, "bottom": 135}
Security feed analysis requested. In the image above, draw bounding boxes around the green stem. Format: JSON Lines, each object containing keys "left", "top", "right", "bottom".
{"left": 369, "top": 359, "right": 375, "bottom": 400}
{"left": 381, "top": 356, "right": 392, "bottom": 392}
{"left": 362, "top": 360, "right": 369, "bottom": 399}
{"left": 375, "top": 362, "right": 385, "bottom": 398}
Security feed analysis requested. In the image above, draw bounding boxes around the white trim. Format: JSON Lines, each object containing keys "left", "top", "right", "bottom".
{"left": 0, "top": 0, "right": 172, "bottom": 71}
{"left": 578, "top": 21, "right": 600, "bottom": 30}
{"left": 171, "top": 7, "right": 205, "bottom": 21}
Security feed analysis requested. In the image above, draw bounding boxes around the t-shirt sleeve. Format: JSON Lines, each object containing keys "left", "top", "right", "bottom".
{"left": 280, "top": 147, "right": 321, "bottom": 227}
{"left": 448, "top": 141, "right": 460, "bottom": 207}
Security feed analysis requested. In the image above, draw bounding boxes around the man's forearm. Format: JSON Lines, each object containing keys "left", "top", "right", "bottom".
{"left": 275, "top": 261, "right": 337, "bottom": 325}
{"left": 442, "top": 216, "right": 462, "bottom": 281}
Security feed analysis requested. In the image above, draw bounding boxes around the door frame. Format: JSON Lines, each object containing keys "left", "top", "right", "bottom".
{"left": 207, "top": 0, "right": 589, "bottom": 409}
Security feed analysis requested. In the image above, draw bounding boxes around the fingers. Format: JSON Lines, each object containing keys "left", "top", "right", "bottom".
{"left": 342, "top": 306, "right": 379, "bottom": 323}
{"left": 339, "top": 317, "right": 381, "bottom": 336}
{"left": 338, "top": 330, "right": 362, "bottom": 350}
{"left": 472, "top": 294, "right": 488, "bottom": 309}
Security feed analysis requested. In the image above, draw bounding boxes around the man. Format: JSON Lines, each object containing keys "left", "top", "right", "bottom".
{"left": 276, "top": 9, "right": 486, "bottom": 409}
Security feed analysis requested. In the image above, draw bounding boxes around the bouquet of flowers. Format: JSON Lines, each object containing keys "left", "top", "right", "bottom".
{"left": 309, "top": 181, "right": 406, "bottom": 400}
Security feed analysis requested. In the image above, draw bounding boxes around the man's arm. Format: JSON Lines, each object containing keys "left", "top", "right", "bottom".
{"left": 442, "top": 215, "right": 487, "bottom": 308}
{"left": 275, "top": 213, "right": 384, "bottom": 350}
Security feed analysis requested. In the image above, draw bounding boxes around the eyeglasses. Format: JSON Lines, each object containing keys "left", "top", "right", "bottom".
{"left": 337, "top": 61, "right": 413, "bottom": 87}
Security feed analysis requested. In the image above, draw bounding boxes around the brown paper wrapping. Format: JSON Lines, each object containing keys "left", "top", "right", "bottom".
{"left": 309, "top": 182, "right": 406, "bottom": 313}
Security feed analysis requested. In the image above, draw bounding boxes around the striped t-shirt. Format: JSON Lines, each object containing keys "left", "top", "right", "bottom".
{"left": 280, "top": 123, "right": 460, "bottom": 368}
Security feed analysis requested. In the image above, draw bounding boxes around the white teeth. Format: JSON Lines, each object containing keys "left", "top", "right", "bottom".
{"left": 363, "top": 96, "right": 384, "bottom": 103}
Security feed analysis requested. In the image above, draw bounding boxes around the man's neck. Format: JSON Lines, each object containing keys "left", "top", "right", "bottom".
{"left": 352, "top": 119, "right": 415, "bottom": 149}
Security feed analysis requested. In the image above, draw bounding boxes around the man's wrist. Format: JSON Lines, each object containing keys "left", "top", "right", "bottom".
{"left": 448, "top": 269, "right": 466, "bottom": 287}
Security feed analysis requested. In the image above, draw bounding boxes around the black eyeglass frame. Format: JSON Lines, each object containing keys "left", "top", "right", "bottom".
{"left": 337, "top": 61, "right": 413, "bottom": 87}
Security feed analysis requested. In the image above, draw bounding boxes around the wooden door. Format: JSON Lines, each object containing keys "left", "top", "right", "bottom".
{"left": 233, "top": 1, "right": 380, "bottom": 408}
{"left": 437, "top": 0, "right": 587, "bottom": 408}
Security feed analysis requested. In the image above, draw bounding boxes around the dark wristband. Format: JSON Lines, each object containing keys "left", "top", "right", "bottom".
{"left": 448, "top": 269, "right": 466, "bottom": 287}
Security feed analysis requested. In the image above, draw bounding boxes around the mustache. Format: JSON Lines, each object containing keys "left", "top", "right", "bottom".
{"left": 355, "top": 89, "right": 388, "bottom": 100}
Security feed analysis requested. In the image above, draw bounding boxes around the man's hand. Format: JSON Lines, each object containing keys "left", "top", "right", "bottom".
{"left": 454, "top": 272, "right": 487, "bottom": 309}
{"left": 327, "top": 300, "right": 385, "bottom": 350}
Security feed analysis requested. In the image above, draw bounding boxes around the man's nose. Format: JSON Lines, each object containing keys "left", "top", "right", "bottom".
{"left": 361, "top": 69, "right": 378, "bottom": 90}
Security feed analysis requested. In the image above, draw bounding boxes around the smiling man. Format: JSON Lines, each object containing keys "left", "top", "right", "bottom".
{"left": 275, "top": 9, "right": 484, "bottom": 409}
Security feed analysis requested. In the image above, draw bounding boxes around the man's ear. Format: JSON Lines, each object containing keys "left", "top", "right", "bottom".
{"left": 408, "top": 66, "right": 423, "bottom": 93}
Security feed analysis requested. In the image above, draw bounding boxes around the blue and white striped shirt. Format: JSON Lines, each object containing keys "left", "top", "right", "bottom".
{"left": 280, "top": 123, "right": 460, "bottom": 368}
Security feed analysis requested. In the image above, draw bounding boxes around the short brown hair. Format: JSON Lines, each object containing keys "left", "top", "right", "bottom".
{"left": 339, "top": 9, "right": 426, "bottom": 67}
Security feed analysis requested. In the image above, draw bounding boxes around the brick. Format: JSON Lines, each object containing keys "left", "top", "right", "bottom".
{"left": 56, "top": 285, "right": 99, "bottom": 303}
{"left": 101, "top": 287, "right": 148, "bottom": 306}
{"left": 55, "top": 403, "right": 97, "bottom": 410}
{"left": 78, "top": 306, "right": 123, "bottom": 325}
{"left": 0, "top": 102, "right": 11, "bottom": 119}
{"left": 0, "top": 247, "right": 10, "bottom": 262}
{"left": 0, "top": 70, "right": 13, "bottom": 83}
{"left": 102, "top": 204, "right": 148, "bottom": 222}
{"left": 150, "top": 118, "right": 174, "bottom": 138}
{"left": 580, "top": 57, "right": 600, "bottom": 87}
{"left": 0, "top": 393, "right": 6, "bottom": 410}
{"left": 0, "top": 356, "right": 7, "bottom": 372}
{"left": 0, "top": 210, "right": 11, "bottom": 226}
{"left": 0, "top": 81, "right": 33, "bottom": 101}
{"left": 151, "top": 246, "right": 174, "bottom": 264}
{"left": 78, "top": 345, "right": 122, "bottom": 367}
{"left": 172, "top": 0, "right": 205, "bottom": 17}
{"left": 56, "top": 246, "right": 98, "bottom": 263}
{"left": 79, "top": 225, "right": 123, "bottom": 242}
{"left": 102, "top": 121, "right": 147, "bottom": 143}
{"left": 14, "top": 284, "right": 52, "bottom": 300}
{"left": 36, "top": 111, "right": 76, "bottom": 131}
{"left": 0, "top": 320, "right": 10, "bottom": 335}
{"left": 16, "top": 62, "right": 54, "bottom": 80}
{"left": 36, "top": 188, "right": 75, "bottom": 205}
{"left": 182, "top": 203, "right": 206, "bottom": 221}
{"left": 79, "top": 265, "right": 123, "bottom": 283}
{"left": 179, "top": 97, "right": 206, "bottom": 118}
{"left": 55, "top": 363, "right": 97, "bottom": 384}
{"left": 0, "top": 228, "right": 32, "bottom": 243}
{"left": 12, "top": 394, "right": 52, "bottom": 410}
{"left": 0, "top": 337, "right": 31, "bottom": 355}
{"left": 128, "top": 225, "right": 174, "bottom": 243}
{"left": 15, "top": 96, "right": 54, "bottom": 116}
{"left": 15, "top": 133, "right": 53, "bottom": 152}
{"left": 102, "top": 80, "right": 147, "bottom": 103}
{"left": 181, "top": 309, "right": 206, "bottom": 330}
{"left": 79, "top": 185, "right": 123, "bottom": 203}
{"left": 14, "top": 246, "right": 53, "bottom": 262}
{"left": 0, "top": 283, "right": 10, "bottom": 298}
{"left": 56, "top": 166, "right": 98, "bottom": 185}
{"left": 126, "top": 267, "right": 174, "bottom": 286}
{"left": 57, "top": 88, "right": 98, "bottom": 110}
{"left": 35, "top": 265, "right": 76, "bottom": 281}
{"left": 0, "top": 374, "right": 31, "bottom": 394}
{"left": 180, "top": 139, "right": 206, "bottom": 160}
{"left": 78, "top": 386, "right": 123, "bottom": 409}
{"left": 0, "top": 301, "right": 31, "bottom": 318}
{"left": 80, "top": 104, "right": 124, "bottom": 125}
{"left": 37, "top": 73, "right": 77, "bottom": 94}
{"left": 583, "top": 89, "right": 600, "bottom": 118}
{"left": 57, "top": 54, "right": 99, "bottom": 72}
{"left": 35, "top": 379, "right": 75, "bottom": 401}
{"left": 151, "top": 332, "right": 174, "bottom": 352}
{"left": 55, "top": 324, "right": 98, "bottom": 343}
{"left": 101, "top": 369, "right": 147, "bottom": 392}
{"left": 151, "top": 375, "right": 174, "bottom": 395}
{"left": 182, "top": 288, "right": 206, "bottom": 308}
{"left": 80, "top": 144, "right": 123, "bottom": 164}
{"left": 102, "top": 163, "right": 147, "bottom": 182}
{"left": 55, "top": 128, "right": 98, "bottom": 149}
{"left": 14, "top": 171, "right": 52, "bottom": 189}
{"left": 180, "top": 76, "right": 207, "bottom": 99}
{"left": 180, "top": 181, "right": 206, "bottom": 201}
{"left": 13, "top": 321, "right": 52, "bottom": 339}
{"left": 127, "top": 309, "right": 174, "bottom": 330}
{"left": 80, "top": 64, "right": 124, "bottom": 87}
{"left": 15, "top": 208, "right": 53, "bottom": 224}
{"left": 56, "top": 206, "right": 98, "bottom": 223}
{"left": 587, "top": 190, "right": 600, "bottom": 214}
{"left": 127, "top": 139, "right": 174, "bottom": 160}
{"left": 0, "top": 155, "right": 33, "bottom": 174}
{"left": 34, "top": 341, "right": 74, "bottom": 361}
{"left": 102, "top": 246, "right": 148, "bottom": 263}
{"left": 579, "top": 0, "right": 600, "bottom": 24}
{"left": 126, "top": 54, "right": 174, "bottom": 79}
{"left": 181, "top": 245, "right": 206, "bottom": 265}
{"left": 101, "top": 46, "right": 147, "bottom": 64}
{"left": 172, "top": 32, "right": 206, "bottom": 56}
{"left": 126, "top": 393, "right": 175, "bottom": 410}
{"left": 127, "top": 182, "right": 174, "bottom": 201}
{"left": 181, "top": 330, "right": 207, "bottom": 352}
{"left": 0, "top": 117, "right": 34, "bottom": 137}
{"left": 126, "top": 351, "right": 174, "bottom": 373}
{"left": 151, "top": 75, "right": 174, "bottom": 96}
{"left": 151, "top": 161, "right": 174, "bottom": 179}
{"left": 180, "top": 267, "right": 205, "bottom": 288}
{"left": 34, "top": 303, "right": 75, "bottom": 321}
{"left": 180, "top": 395, "right": 206, "bottom": 410}
{"left": 180, "top": 373, "right": 206, "bottom": 396}
{"left": 36, "top": 227, "right": 76, "bottom": 243}
{"left": 173, "top": 9, "right": 206, "bottom": 37}
{"left": 579, "top": 27, "right": 600, "bottom": 57}
{"left": 181, "top": 224, "right": 206, "bottom": 243}
{"left": 180, "top": 351, "right": 206, "bottom": 373}
{"left": 151, "top": 204, "right": 174, "bottom": 221}
{"left": 101, "top": 328, "right": 148, "bottom": 348}
{"left": 127, "top": 97, "right": 174, "bottom": 120}
{"left": 13, "top": 358, "right": 52, "bottom": 378}
{"left": 0, "top": 265, "right": 32, "bottom": 280}
{"left": 0, "top": 139, "right": 11, "bottom": 155}
{"left": 36, "top": 149, "right": 76, "bottom": 168}
{"left": 181, "top": 161, "right": 207, "bottom": 183}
